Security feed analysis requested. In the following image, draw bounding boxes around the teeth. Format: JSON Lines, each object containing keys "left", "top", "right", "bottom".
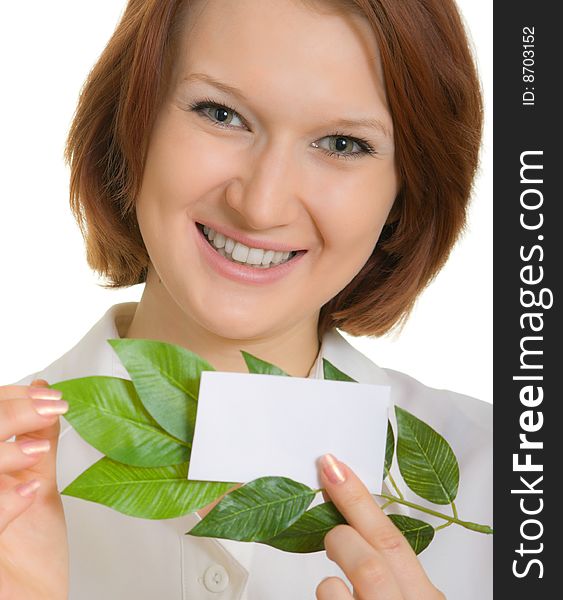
{"left": 225, "top": 237, "right": 235, "bottom": 254}
{"left": 232, "top": 242, "right": 250, "bottom": 262}
{"left": 261, "top": 250, "right": 275, "bottom": 265}
{"left": 247, "top": 248, "right": 265, "bottom": 265}
{"left": 213, "top": 232, "right": 226, "bottom": 249}
{"left": 201, "top": 225, "right": 296, "bottom": 267}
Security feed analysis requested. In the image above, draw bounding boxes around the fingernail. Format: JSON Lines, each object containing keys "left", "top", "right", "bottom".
{"left": 321, "top": 453, "right": 347, "bottom": 484}
{"left": 18, "top": 439, "right": 51, "bottom": 456}
{"left": 29, "top": 387, "right": 63, "bottom": 400}
{"left": 16, "top": 479, "right": 41, "bottom": 497}
{"left": 33, "top": 398, "right": 69, "bottom": 417}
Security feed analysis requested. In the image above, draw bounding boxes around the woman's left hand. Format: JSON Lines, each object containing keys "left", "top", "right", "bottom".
{"left": 316, "top": 453, "right": 446, "bottom": 600}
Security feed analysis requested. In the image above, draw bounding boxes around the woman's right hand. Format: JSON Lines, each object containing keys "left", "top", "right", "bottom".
{"left": 0, "top": 379, "right": 69, "bottom": 600}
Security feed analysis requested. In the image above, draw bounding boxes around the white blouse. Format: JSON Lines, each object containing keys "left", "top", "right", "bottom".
{"left": 12, "top": 302, "right": 492, "bottom": 599}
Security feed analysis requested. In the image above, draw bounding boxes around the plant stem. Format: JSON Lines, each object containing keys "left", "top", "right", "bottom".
{"left": 434, "top": 502, "right": 457, "bottom": 530}
{"left": 386, "top": 472, "right": 404, "bottom": 500}
{"left": 377, "top": 494, "right": 493, "bottom": 534}
{"left": 314, "top": 490, "right": 492, "bottom": 535}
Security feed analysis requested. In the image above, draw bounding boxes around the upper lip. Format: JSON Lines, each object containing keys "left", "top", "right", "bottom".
{"left": 198, "top": 221, "right": 306, "bottom": 253}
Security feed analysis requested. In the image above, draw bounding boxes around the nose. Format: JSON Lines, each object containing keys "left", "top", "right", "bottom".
{"left": 225, "top": 139, "right": 301, "bottom": 230}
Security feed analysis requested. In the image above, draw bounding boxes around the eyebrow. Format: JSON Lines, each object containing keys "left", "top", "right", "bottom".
{"left": 183, "top": 72, "right": 393, "bottom": 139}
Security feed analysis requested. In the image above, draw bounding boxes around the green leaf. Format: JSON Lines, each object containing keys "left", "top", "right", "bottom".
{"left": 395, "top": 406, "right": 459, "bottom": 505}
{"left": 240, "top": 350, "right": 289, "bottom": 376}
{"left": 188, "top": 476, "right": 315, "bottom": 542}
{"left": 50, "top": 377, "right": 189, "bottom": 467}
{"left": 387, "top": 514, "right": 434, "bottom": 555}
{"left": 322, "top": 358, "right": 356, "bottom": 382}
{"left": 108, "top": 338, "right": 215, "bottom": 445}
{"left": 62, "top": 457, "right": 235, "bottom": 519}
{"left": 262, "top": 501, "right": 347, "bottom": 553}
{"left": 384, "top": 421, "right": 395, "bottom": 478}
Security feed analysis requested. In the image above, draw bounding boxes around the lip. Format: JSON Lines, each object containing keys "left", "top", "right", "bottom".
{"left": 198, "top": 220, "right": 305, "bottom": 253}
{"left": 194, "top": 221, "right": 308, "bottom": 285}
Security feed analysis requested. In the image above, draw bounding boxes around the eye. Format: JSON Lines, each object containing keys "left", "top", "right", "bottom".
{"left": 187, "top": 98, "right": 377, "bottom": 160}
{"left": 188, "top": 98, "right": 246, "bottom": 129}
{"left": 312, "top": 134, "right": 376, "bottom": 161}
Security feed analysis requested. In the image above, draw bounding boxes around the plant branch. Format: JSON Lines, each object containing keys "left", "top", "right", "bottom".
{"left": 377, "top": 494, "right": 493, "bottom": 534}
{"left": 434, "top": 501, "right": 458, "bottom": 530}
{"left": 386, "top": 472, "right": 404, "bottom": 500}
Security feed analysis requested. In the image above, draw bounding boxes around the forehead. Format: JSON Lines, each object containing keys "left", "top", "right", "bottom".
{"left": 173, "top": 0, "right": 391, "bottom": 127}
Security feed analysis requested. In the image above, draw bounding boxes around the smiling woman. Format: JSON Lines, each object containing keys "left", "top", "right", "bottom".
{"left": 121, "top": 0, "right": 400, "bottom": 373}
{"left": 1, "top": 0, "right": 491, "bottom": 599}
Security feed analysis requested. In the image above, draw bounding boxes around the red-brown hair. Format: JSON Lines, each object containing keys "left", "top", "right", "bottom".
{"left": 65, "top": 0, "right": 483, "bottom": 339}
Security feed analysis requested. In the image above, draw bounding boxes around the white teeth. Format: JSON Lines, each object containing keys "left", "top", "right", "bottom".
{"left": 225, "top": 237, "right": 235, "bottom": 254}
{"left": 213, "top": 232, "right": 226, "bottom": 249}
{"left": 247, "top": 247, "right": 265, "bottom": 264}
{"left": 262, "top": 250, "right": 275, "bottom": 265}
{"left": 232, "top": 242, "right": 250, "bottom": 262}
{"left": 202, "top": 225, "right": 296, "bottom": 267}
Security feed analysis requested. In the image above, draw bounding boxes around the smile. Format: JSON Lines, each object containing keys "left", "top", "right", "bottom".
{"left": 197, "top": 223, "right": 302, "bottom": 269}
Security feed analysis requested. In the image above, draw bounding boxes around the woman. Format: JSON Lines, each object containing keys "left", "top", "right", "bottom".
{"left": 1, "top": 0, "right": 491, "bottom": 598}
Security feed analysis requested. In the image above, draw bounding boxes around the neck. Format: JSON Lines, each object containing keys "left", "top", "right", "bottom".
{"left": 124, "top": 269, "right": 322, "bottom": 378}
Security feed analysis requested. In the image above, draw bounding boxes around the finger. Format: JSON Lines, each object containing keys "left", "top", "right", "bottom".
{"left": 319, "top": 454, "right": 436, "bottom": 596}
{"left": 324, "top": 524, "right": 402, "bottom": 600}
{"left": 0, "top": 384, "right": 40, "bottom": 401}
{"left": 0, "top": 478, "right": 41, "bottom": 535}
{"left": 0, "top": 379, "right": 54, "bottom": 402}
{"left": 31, "top": 378, "right": 50, "bottom": 387}
{"left": 0, "top": 388, "right": 67, "bottom": 441}
{"left": 316, "top": 576, "right": 354, "bottom": 600}
{"left": 2, "top": 381, "right": 67, "bottom": 494}
{"left": 0, "top": 439, "right": 51, "bottom": 473}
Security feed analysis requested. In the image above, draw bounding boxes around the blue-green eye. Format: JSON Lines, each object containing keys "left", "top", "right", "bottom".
{"left": 189, "top": 98, "right": 246, "bottom": 129}
{"left": 312, "top": 134, "right": 377, "bottom": 160}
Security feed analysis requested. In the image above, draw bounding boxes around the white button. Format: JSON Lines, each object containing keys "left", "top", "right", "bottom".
{"left": 203, "top": 564, "right": 230, "bottom": 592}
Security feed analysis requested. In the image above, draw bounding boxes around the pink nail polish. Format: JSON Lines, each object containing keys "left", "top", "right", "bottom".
{"left": 29, "top": 387, "right": 63, "bottom": 400}
{"left": 16, "top": 479, "right": 41, "bottom": 497}
{"left": 33, "top": 398, "right": 69, "bottom": 417}
{"left": 18, "top": 439, "right": 51, "bottom": 456}
{"left": 321, "top": 453, "right": 347, "bottom": 484}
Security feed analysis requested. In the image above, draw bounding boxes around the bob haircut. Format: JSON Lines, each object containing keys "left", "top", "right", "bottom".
{"left": 65, "top": 0, "right": 483, "bottom": 340}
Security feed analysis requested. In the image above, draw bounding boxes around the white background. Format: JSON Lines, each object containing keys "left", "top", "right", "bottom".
{"left": 0, "top": 1, "right": 492, "bottom": 403}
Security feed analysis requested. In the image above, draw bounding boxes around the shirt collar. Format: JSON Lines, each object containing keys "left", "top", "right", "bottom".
{"left": 61, "top": 301, "right": 390, "bottom": 388}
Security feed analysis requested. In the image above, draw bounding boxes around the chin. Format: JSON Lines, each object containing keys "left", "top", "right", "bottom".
{"left": 194, "top": 308, "right": 274, "bottom": 342}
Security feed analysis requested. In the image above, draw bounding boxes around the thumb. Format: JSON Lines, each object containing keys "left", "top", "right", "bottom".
{"left": 15, "top": 378, "right": 63, "bottom": 487}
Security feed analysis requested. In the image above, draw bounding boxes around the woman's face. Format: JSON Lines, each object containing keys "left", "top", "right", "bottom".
{"left": 135, "top": 0, "right": 398, "bottom": 341}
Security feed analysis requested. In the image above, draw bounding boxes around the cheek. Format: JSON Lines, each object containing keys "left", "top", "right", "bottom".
{"left": 312, "top": 163, "right": 398, "bottom": 260}
{"left": 142, "top": 117, "right": 239, "bottom": 211}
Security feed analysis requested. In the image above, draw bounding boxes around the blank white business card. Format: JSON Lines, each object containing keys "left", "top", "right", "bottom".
{"left": 187, "top": 371, "right": 390, "bottom": 493}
